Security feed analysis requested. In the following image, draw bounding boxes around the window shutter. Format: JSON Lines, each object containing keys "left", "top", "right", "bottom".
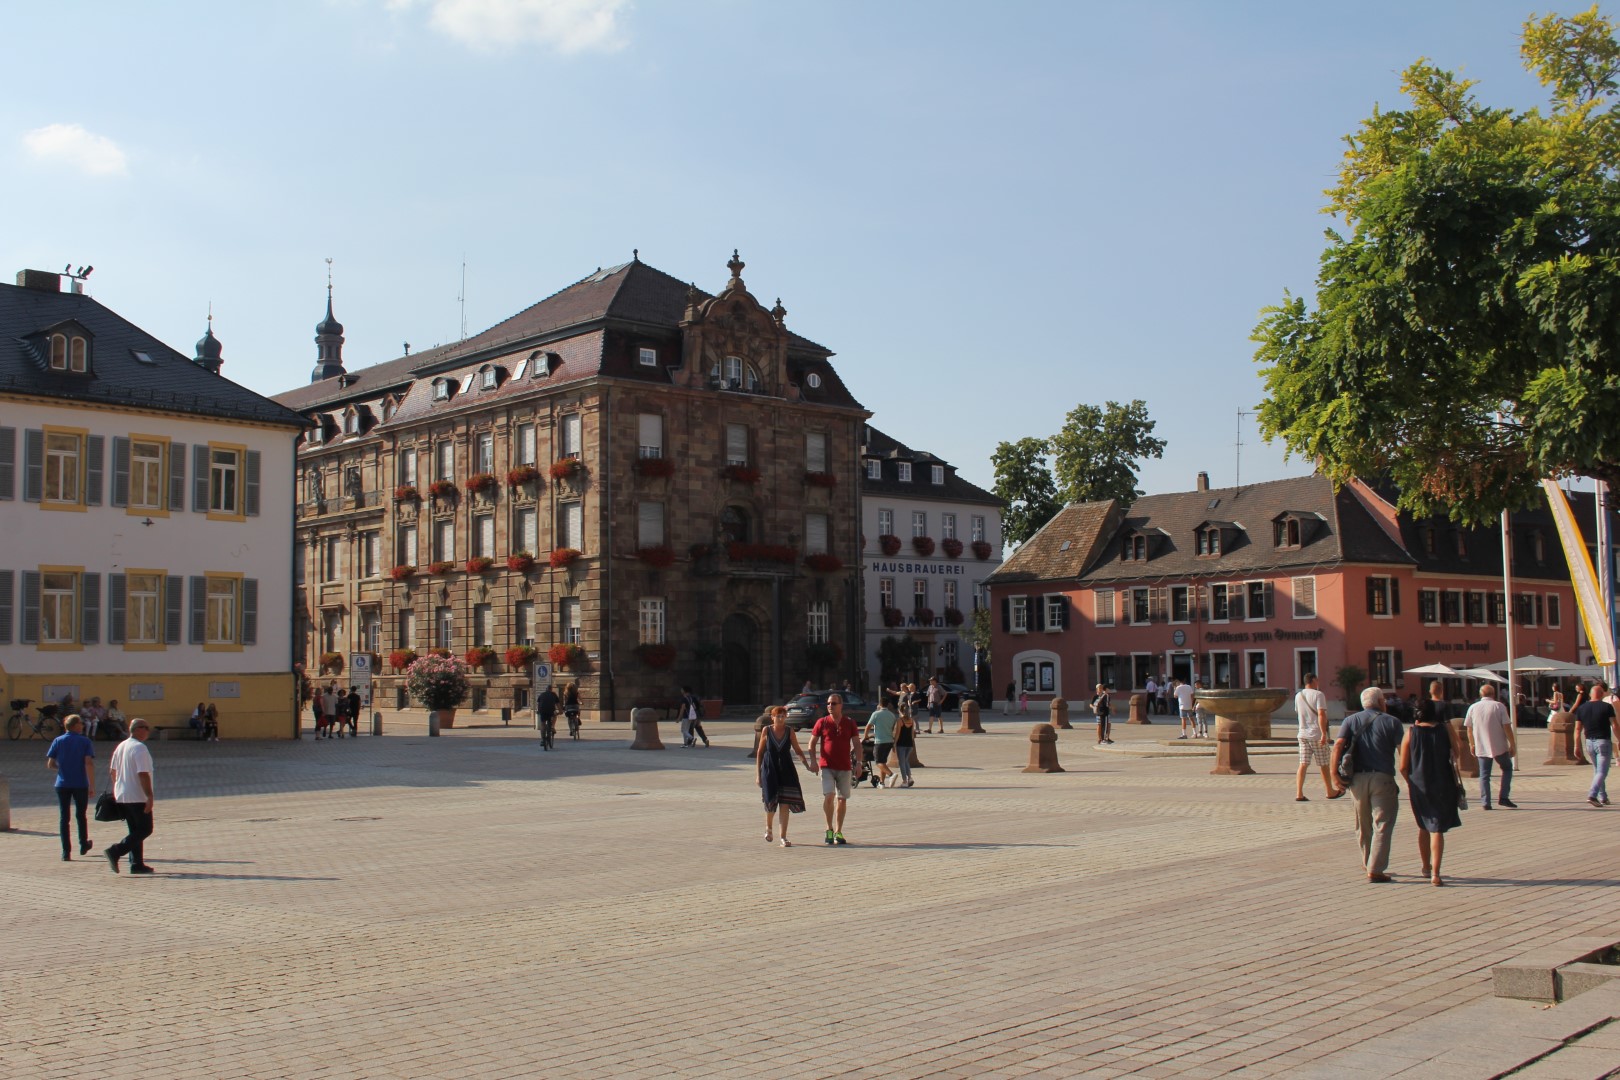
{"left": 107, "top": 573, "right": 126, "bottom": 645}
{"left": 1535, "top": 595, "right": 1544, "bottom": 626}
{"left": 1262, "top": 581, "right": 1274, "bottom": 620}
{"left": 1033, "top": 597, "right": 1046, "bottom": 631}
{"left": 1000, "top": 597, "right": 1010, "bottom": 632}
{"left": 111, "top": 437, "right": 130, "bottom": 507}
{"left": 79, "top": 572, "right": 99, "bottom": 644}
{"left": 169, "top": 442, "right": 186, "bottom": 511}
{"left": 806, "top": 513, "right": 828, "bottom": 555}
{"left": 23, "top": 429, "right": 43, "bottom": 502}
{"left": 1060, "top": 596, "right": 1071, "bottom": 630}
{"left": 1393, "top": 649, "right": 1404, "bottom": 685}
{"left": 242, "top": 578, "right": 258, "bottom": 645}
{"left": 165, "top": 575, "right": 183, "bottom": 644}
{"left": 1230, "top": 588, "right": 1246, "bottom": 620}
{"left": 1390, "top": 578, "right": 1401, "bottom": 615}
{"left": 21, "top": 571, "right": 40, "bottom": 643}
{"left": 84, "top": 435, "right": 104, "bottom": 505}
{"left": 189, "top": 575, "right": 207, "bottom": 642}
{"left": 245, "top": 450, "right": 261, "bottom": 516}
{"left": 1366, "top": 578, "right": 1377, "bottom": 614}
{"left": 192, "top": 445, "right": 209, "bottom": 511}
{"left": 0, "top": 570, "right": 12, "bottom": 644}
{"left": 1196, "top": 585, "right": 1208, "bottom": 621}
{"left": 638, "top": 414, "right": 662, "bottom": 454}
{"left": 0, "top": 425, "right": 15, "bottom": 499}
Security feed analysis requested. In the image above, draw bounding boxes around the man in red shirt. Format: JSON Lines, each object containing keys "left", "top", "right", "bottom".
{"left": 809, "top": 694, "right": 863, "bottom": 845}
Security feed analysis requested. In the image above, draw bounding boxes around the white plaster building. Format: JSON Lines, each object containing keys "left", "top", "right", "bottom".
{"left": 0, "top": 269, "right": 305, "bottom": 737}
{"left": 859, "top": 426, "right": 1003, "bottom": 692}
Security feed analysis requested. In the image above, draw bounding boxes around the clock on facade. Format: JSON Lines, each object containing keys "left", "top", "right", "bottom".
{"left": 1172, "top": 629, "right": 1186, "bottom": 646}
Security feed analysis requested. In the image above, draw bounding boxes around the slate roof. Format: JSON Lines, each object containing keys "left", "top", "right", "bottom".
{"left": 985, "top": 500, "right": 1124, "bottom": 586}
{"left": 861, "top": 426, "right": 1001, "bottom": 507}
{"left": 0, "top": 279, "right": 306, "bottom": 428}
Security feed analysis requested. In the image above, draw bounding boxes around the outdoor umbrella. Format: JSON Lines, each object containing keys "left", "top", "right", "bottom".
{"left": 1482, "top": 655, "right": 1587, "bottom": 672}
{"left": 1403, "top": 663, "right": 1460, "bottom": 677}
{"left": 1452, "top": 667, "right": 1509, "bottom": 683}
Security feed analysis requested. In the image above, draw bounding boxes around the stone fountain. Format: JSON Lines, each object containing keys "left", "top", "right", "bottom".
{"left": 1196, "top": 687, "right": 1289, "bottom": 776}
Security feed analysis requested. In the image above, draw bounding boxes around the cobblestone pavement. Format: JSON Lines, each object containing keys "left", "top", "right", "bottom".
{"left": 2, "top": 717, "right": 1617, "bottom": 1078}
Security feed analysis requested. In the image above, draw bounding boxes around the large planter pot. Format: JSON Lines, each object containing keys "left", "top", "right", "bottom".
{"left": 702, "top": 698, "right": 723, "bottom": 720}
{"left": 436, "top": 707, "right": 457, "bottom": 729}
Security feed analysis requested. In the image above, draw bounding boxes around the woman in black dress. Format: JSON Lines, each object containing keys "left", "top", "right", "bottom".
{"left": 1399, "top": 698, "right": 1463, "bottom": 886}
{"left": 756, "top": 706, "right": 810, "bottom": 847}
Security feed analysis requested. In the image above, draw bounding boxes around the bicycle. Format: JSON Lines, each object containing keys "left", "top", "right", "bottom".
{"left": 7, "top": 699, "right": 62, "bottom": 741}
{"left": 566, "top": 710, "right": 581, "bottom": 740}
{"left": 540, "top": 713, "right": 555, "bottom": 751}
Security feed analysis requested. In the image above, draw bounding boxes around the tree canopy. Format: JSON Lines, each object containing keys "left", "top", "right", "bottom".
{"left": 991, "top": 437, "right": 1061, "bottom": 547}
{"left": 1253, "top": 7, "right": 1620, "bottom": 524}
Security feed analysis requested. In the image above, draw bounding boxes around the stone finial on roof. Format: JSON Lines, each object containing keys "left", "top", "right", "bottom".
{"left": 194, "top": 307, "right": 223, "bottom": 375}
{"left": 726, "top": 249, "right": 745, "bottom": 288}
{"left": 771, "top": 297, "right": 785, "bottom": 327}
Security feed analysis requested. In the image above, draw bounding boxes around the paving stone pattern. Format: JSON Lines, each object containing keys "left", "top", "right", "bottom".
{"left": 2, "top": 719, "right": 1617, "bottom": 1079}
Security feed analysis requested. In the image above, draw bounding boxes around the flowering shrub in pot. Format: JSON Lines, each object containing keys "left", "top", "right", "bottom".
{"left": 972, "top": 540, "right": 993, "bottom": 560}
{"left": 911, "top": 536, "right": 936, "bottom": 557}
{"left": 405, "top": 653, "right": 470, "bottom": 726}
{"left": 941, "top": 538, "right": 964, "bottom": 558}
{"left": 506, "top": 552, "right": 535, "bottom": 572}
{"left": 878, "top": 534, "right": 902, "bottom": 556}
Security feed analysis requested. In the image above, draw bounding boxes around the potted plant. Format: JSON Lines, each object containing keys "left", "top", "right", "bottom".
{"left": 550, "top": 458, "right": 583, "bottom": 480}
{"left": 635, "top": 457, "right": 675, "bottom": 479}
{"left": 428, "top": 648, "right": 452, "bottom": 658}
{"left": 883, "top": 607, "right": 905, "bottom": 628}
{"left": 465, "top": 556, "right": 495, "bottom": 574}
{"left": 394, "top": 484, "right": 420, "bottom": 503}
{"left": 878, "top": 534, "right": 902, "bottom": 556}
{"left": 549, "top": 642, "right": 588, "bottom": 671}
{"left": 636, "top": 643, "right": 676, "bottom": 669}
{"left": 804, "top": 553, "right": 843, "bottom": 572}
{"left": 319, "top": 651, "right": 344, "bottom": 675}
{"left": 389, "top": 648, "right": 418, "bottom": 672}
{"left": 506, "top": 464, "right": 540, "bottom": 488}
{"left": 549, "top": 547, "right": 583, "bottom": 569}
{"left": 944, "top": 607, "right": 965, "bottom": 626}
{"left": 504, "top": 645, "right": 537, "bottom": 671}
{"left": 941, "top": 538, "right": 964, "bottom": 558}
{"left": 506, "top": 551, "right": 536, "bottom": 572}
{"left": 427, "top": 560, "right": 455, "bottom": 575}
{"left": 464, "top": 472, "right": 497, "bottom": 495}
{"left": 804, "top": 470, "right": 838, "bottom": 488}
{"left": 912, "top": 536, "right": 936, "bottom": 557}
{"left": 463, "top": 646, "right": 496, "bottom": 669}
{"left": 429, "top": 479, "right": 457, "bottom": 499}
{"left": 722, "top": 463, "right": 761, "bottom": 484}
{"left": 405, "top": 653, "right": 470, "bottom": 728}
{"left": 389, "top": 564, "right": 417, "bottom": 581}
{"left": 636, "top": 545, "right": 676, "bottom": 568}
{"left": 971, "top": 540, "right": 993, "bottom": 560}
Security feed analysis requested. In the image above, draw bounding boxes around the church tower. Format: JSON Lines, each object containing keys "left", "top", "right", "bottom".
{"left": 310, "top": 260, "right": 345, "bottom": 383}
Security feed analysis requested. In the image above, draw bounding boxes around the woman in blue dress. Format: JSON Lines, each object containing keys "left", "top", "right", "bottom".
{"left": 756, "top": 705, "right": 810, "bottom": 847}
{"left": 1399, "top": 697, "right": 1463, "bottom": 886}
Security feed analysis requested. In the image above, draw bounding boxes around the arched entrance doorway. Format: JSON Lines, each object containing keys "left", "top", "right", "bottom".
{"left": 722, "top": 613, "right": 756, "bottom": 706}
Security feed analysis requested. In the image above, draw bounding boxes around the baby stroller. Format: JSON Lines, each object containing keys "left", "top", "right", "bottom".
{"left": 857, "top": 735, "right": 877, "bottom": 787}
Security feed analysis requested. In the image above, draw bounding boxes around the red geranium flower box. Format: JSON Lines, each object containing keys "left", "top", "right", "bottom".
{"left": 726, "top": 541, "right": 796, "bottom": 563}
{"left": 549, "top": 547, "right": 583, "bottom": 569}
{"left": 911, "top": 536, "right": 936, "bottom": 557}
{"left": 464, "top": 473, "right": 497, "bottom": 495}
{"left": 804, "top": 471, "right": 838, "bottom": 488}
{"left": 878, "top": 534, "right": 902, "bottom": 556}
{"left": 388, "top": 648, "right": 418, "bottom": 672}
{"left": 804, "top": 553, "right": 843, "bottom": 572}
{"left": 504, "top": 646, "right": 537, "bottom": 670}
{"left": 549, "top": 643, "right": 587, "bottom": 670}
{"left": 549, "top": 458, "right": 583, "bottom": 480}
{"left": 389, "top": 564, "right": 417, "bottom": 581}
{"left": 394, "top": 484, "right": 420, "bottom": 502}
{"left": 427, "top": 560, "right": 455, "bottom": 575}
{"left": 506, "top": 552, "right": 536, "bottom": 572}
{"left": 944, "top": 607, "right": 965, "bottom": 626}
{"left": 465, "top": 556, "right": 495, "bottom": 574}
{"left": 972, "top": 540, "right": 993, "bottom": 560}
{"left": 882, "top": 607, "right": 905, "bottom": 628}
{"left": 722, "top": 464, "right": 761, "bottom": 484}
{"left": 429, "top": 480, "right": 457, "bottom": 498}
{"left": 506, "top": 465, "right": 540, "bottom": 488}
{"left": 636, "top": 643, "right": 676, "bottom": 669}
{"left": 464, "top": 647, "right": 495, "bottom": 668}
{"left": 941, "top": 538, "right": 964, "bottom": 558}
{"left": 636, "top": 545, "right": 676, "bottom": 568}
{"left": 914, "top": 607, "right": 935, "bottom": 624}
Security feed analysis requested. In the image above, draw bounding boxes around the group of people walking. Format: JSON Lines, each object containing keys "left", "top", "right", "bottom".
{"left": 310, "top": 683, "right": 364, "bottom": 739}
{"left": 45, "top": 712, "right": 158, "bottom": 874}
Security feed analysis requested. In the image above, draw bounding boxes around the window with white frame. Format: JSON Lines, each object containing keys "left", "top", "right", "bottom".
{"left": 560, "top": 597, "right": 581, "bottom": 644}
{"left": 725, "top": 423, "right": 748, "bottom": 466}
{"left": 209, "top": 447, "right": 241, "bottom": 514}
{"left": 476, "top": 432, "right": 494, "bottom": 474}
{"left": 473, "top": 513, "right": 495, "bottom": 558}
{"left": 806, "top": 432, "right": 827, "bottom": 473}
{"left": 865, "top": 459, "right": 881, "bottom": 480}
{"left": 44, "top": 432, "right": 82, "bottom": 505}
{"left": 516, "top": 424, "right": 536, "bottom": 466}
{"left": 638, "top": 346, "right": 658, "bottom": 367}
{"left": 514, "top": 507, "right": 537, "bottom": 553}
{"left": 942, "top": 513, "right": 957, "bottom": 540}
{"left": 435, "top": 606, "right": 453, "bottom": 649}
{"left": 808, "top": 601, "right": 829, "bottom": 644}
{"left": 931, "top": 465, "right": 944, "bottom": 485}
{"left": 913, "top": 579, "right": 928, "bottom": 612}
{"left": 396, "top": 524, "right": 418, "bottom": 567}
{"left": 432, "top": 380, "right": 450, "bottom": 401}
{"left": 127, "top": 573, "right": 161, "bottom": 644}
{"left": 911, "top": 511, "right": 926, "bottom": 538}
{"left": 1010, "top": 595, "right": 1029, "bottom": 633}
{"left": 473, "top": 603, "right": 493, "bottom": 646}
{"left": 1419, "top": 588, "right": 1439, "bottom": 625}
{"left": 1292, "top": 576, "right": 1317, "bottom": 619}
{"left": 515, "top": 600, "right": 534, "bottom": 645}
{"left": 898, "top": 462, "right": 912, "bottom": 482}
{"left": 205, "top": 577, "right": 238, "bottom": 645}
{"left": 433, "top": 519, "right": 455, "bottom": 562}
{"left": 943, "top": 579, "right": 957, "bottom": 611}
{"left": 361, "top": 608, "right": 381, "bottom": 653}
{"left": 559, "top": 501, "right": 583, "bottom": 550}
{"left": 638, "top": 414, "right": 663, "bottom": 459}
{"left": 877, "top": 508, "right": 893, "bottom": 537}
{"left": 805, "top": 512, "right": 829, "bottom": 554}
{"left": 1467, "top": 590, "right": 1486, "bottom": 625}
{"left": 1044, "top": 595, "right": 1064, "bottom": 629}
{"left": 398, "top": 448, "right": 417, "bottom": 486}
{"left": 971, "top": 515, "right": 985, "bottom": 542}
{"left": 435, "top": 442, "right": 453, "bottom": 481}
{"left": 879, "top": 578, "right": 894, "bottom": 609}
{"left": 638, "top": 502, "right": 665, "bottom": 547}
{"left": 130, "top": 439, "right": 164, "bottom": 510}
{"left": 360, "top": 531, "right": 380, "bottom": 578}
{"left": 1094, "top": 589, "right": 1115, "bottom": 626}
{"left": 560, "top": 413, "right": 582, "bottom": 458}
{"left": 1442, "top": 590, "right": 1463, "bottom": 625}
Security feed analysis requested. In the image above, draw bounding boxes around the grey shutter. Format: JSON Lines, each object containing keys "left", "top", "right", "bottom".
{"left": 168, "top": 442, "right": 186, "bottom": 511}
{"left": 79, "top": 572, "right": 99, "bottom": 644}
{"left": 242, "top": 578, "right": 258, "bottom": 645}
{"left": 0, "top": 570, "right": 12, "bottom": 644}
{"left": 23, "top": 429, "right": 43, "bottom": 502}
{"left": 189, "top": 575, "right": 207, "bottom": 643}
{"left": 244, "top": 450, "right": 261, "bottom": 516}
{"left": 84, "top": 435, "right": 104, "bottom": 506}
{"left": 164, "top": 575, "right": 183, "bottom": 645}
{"left": 0, "top": 425, "right": 14, "bottom": 499}
{"left": 107, "top": 573, "right": 126, "bottom": 645}
{"left": 111, "top": 437, "right": 130, "bottom": 507}
{"left": 192, "top": 445, "right": 209, "bottom": 511}
{"left": 21, "top": 571, "right": 40, "bottom": 643}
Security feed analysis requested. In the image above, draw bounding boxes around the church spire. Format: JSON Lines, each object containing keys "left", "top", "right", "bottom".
{"left": 310, "top": 257, "right": 346, "bottom": 383}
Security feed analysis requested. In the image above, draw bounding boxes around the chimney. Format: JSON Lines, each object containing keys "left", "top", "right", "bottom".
{"left": 1196, "top": 471, "right": 1210, "bottom": 491}
{"left": 15, "top": 269, "right": 61, "bottom": 293}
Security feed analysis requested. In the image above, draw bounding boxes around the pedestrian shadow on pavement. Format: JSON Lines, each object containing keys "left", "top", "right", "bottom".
{"left": 153, "top": 871, "right": 339, "bottom": 882}
{"left": 1442, "top": 876, "right": 1619, "bottom": 888}
{"left": 842, "top": 842, "right": 1073, "bottom": 851}
{"left": 155, "top": 858, "right": 255, "bottom": 865}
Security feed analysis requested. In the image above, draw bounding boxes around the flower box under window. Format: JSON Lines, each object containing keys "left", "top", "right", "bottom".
{"left": 941, "top": 538, "right": 964, "bottom": 558}
{"left": 944, "top": 607, "right": 965, "bottom": 626}
{"left": 428, "top": 480, "right": 457, "bottom": 498}
{"left": 911, "top": 536, "right": 936, "bottom": 557}
{"left": 722, "top": 464, "right": 761, "bottom": 484}
{"left": 549, "top": 643, "right": 588, "bottom": 670}
{"left": 464, "top": 473, "right": 497, "bottom": 495}
{"left": 726, "top": 541, "right": 796, "bottom": 564}
{"left": 636, "top": 545, "right": 676, "bottom": 568}
{"left": 971, "top": 540, "right": 993, "bottom": 560}
{"left": 636, "top": 643, "right": 676, "bottom": 669}
{"left": 463, "top": 647, "right": 495, "bottom": 668}
{"left": 635, "top": 457, "right": 676, "bottom": 479}
{"left": 319, "top": 651, "right": 344, "bottom": 674}
{"left": 394, "top": 484, "right": 421, "bottom": 502}
{"left": 549, "top": 459, "right": 583, "bottom": 481}
{"left": 388, "top": 648, "right": 418, "bottom": 672}
{"left": 804, "top": 553, "right": 843, "bottom": 572}
{"left": 465, "top": 556, "right": 495, "bottom": 574}
{"left": 506, "top": 465, "right": 540, "bottom": 488}
{"left": 427, "top": 560, "right": 455, "bottom": 575}
{"left": 804, "top": 471, "right": 837, "bottom": 489}
{"left": 504, "top": 645, "right": 537, "bottom": 670}
{"left": 878, "top": 535, "right": 902, "bottom": 556}
{"left": 549, "top": 547, "right": 583, "bottom": 569}
{"left": 389, "top": 564, "right": 417, "bottom": 581}
{"left": 506, "top": 552, "right": 535, "bottom": 573}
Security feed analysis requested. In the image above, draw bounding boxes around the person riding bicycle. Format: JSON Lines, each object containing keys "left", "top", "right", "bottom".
{"left": 563, "top": 682, "right": 581, "bottom": 738}
{"left": 536, "top": 684, "right": 560, "bottom": 749}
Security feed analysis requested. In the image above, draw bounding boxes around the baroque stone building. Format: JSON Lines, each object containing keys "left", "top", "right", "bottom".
{"left": 273, "top": 253, "right": 867, "bottom": 720}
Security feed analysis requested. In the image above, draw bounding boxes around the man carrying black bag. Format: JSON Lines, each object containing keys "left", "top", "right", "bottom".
{"left": 1330, "top": 687, "right": 1405, "bottom": 883}
{"left": 105, "top": 718, "right": 156, "bottom": 875}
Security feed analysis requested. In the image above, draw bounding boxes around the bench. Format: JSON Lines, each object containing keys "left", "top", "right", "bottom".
{"left": 151, "top": 725, "right": 204, "bottom": 741}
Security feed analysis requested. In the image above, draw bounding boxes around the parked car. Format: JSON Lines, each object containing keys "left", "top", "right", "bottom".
{"left": 940, "top": 682, "right": 975, "bottom": 711}
{"left": 783, "top": 691, "right": 871, "bottom": 730}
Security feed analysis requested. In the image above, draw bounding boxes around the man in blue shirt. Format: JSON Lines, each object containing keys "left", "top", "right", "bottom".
{"left": 45, "top": 714, "right": 96, "bottom": 862}
{"left": 1330, "top": 687, "right": 1406, "bottom": 882}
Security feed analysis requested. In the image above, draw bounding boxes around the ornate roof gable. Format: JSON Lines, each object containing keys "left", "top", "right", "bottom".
{"left": 676, "top": 251, "right": 799, "bottom": 400}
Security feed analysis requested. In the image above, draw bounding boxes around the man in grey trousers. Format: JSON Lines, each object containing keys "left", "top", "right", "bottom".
{"left": 1330, "top": 686, "right": 1405, "bottom": 883}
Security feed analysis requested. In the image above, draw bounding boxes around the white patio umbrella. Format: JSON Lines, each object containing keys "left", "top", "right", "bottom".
{"left": 1453, "top": 667, "right": 1509, "bottom": 683}
{"left": 1403, "top": 662, "right": 1460, "bottom": 677}
{"left": 1482, "top": 655, "right": 1587, "bottom": 673}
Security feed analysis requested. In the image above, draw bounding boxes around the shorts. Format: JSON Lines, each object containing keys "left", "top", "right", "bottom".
{"left": 1179, "top": 708, "right": 1195, "bottom": 720}
{"left": 820, "top": 769, "right": 853, "bottom": 800}
{"left": 874, "top": 742, "right": 893, "bottom": 764}
{"left": 1298, "top": 740, "right": 1331, "bottom": 766}
{"left": 928, "top": 704, "right": 942, "bottom": 718}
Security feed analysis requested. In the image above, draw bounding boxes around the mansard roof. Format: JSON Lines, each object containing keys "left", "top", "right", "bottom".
{"left": 861, "top": 425, "right": 1000, "bottom": 507}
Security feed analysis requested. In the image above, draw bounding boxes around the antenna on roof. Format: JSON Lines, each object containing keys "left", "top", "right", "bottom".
{"left": 458, "top": 257, "right": 467, "bottom": 342}
{"left": 1235, "top": 408, "right": 1251, "bottom": 489}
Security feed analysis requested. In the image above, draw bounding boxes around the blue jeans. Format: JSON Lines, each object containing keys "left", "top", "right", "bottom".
{"left": 895, "top": 745, "right": 913, "bottom": 782}
{"left": 1477, "top": 753, "right": 1513, "bottom": 807}
{"left": 56, "top": 787, "right": 88, "bottom": 856}
{"left": 1586, "top": 739, "right": 1613, "bottom": 802}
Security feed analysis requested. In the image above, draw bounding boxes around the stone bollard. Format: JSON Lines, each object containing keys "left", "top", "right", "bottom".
{"left": 427, "top": 710, "right": 441, "bottom": 737}
{"left": 1211, "top": 716, "right": 1255, "bottom": 776}
{"left": 1023, "top": 723, "right": 1064, "bottom": 773}
{"left": 958, "top": 700, "right": 985, "bottom": 733}
{"left": 0, "top": 774, "right": 10, "bottom": 831}
{"left": 1048, "top": 697, "right": 1071, "bottom": 730}
{"left": 1451, "top": 719, "right": 1478, "bottom": 778}
{"left": 629, "top": 707, "right": 664, "bottom": 750}
{"left": 1545, "top": 710, "right": 1582, "bottom": 766}
{"left": 1129, "top": 693, "right": 1150, "bottom": 724}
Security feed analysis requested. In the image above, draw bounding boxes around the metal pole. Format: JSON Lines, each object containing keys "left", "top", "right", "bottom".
{"left": 1598, "top": 481, "right": 1618, "bottom": 687}
{"left": 1502, "top": 510, "right": 1518, "bottom": 765}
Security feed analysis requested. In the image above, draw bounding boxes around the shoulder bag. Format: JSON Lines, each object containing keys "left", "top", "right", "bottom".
{"left": 1334, "top": 713, "right": 1362, "bottom": 786}
{"left": 94, "top": 792, "right": 124, "bottom": 822}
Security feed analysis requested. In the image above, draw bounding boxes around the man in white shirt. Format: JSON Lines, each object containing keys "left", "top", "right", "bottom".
{"left": 1174, "top": 679, "right": 1198, "bottom": 739}
{"left": 1293, "top": 673, "right": 1342, "bottom": 801}
{"left": 1145, "top": 677, "right": 1159, "bottom": 716}
{"left": 1465, "top": 684, "right": 1518, "bottom": 810}
{"left": 105, "top": 718, "right": 156, "bottom": 874}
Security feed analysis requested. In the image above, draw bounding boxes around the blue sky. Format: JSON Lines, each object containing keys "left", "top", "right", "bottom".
{"left": 0, "top": 0, "right": 1557, "bottom": 496}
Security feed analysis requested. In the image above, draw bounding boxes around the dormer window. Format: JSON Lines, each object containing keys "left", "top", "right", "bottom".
{"left": 1197, "top": 528, "right": 1221, "bottom": 556}
{"left": 48, "top": 330, "right": 90, "bottom": 373}
{"left": 343, "top": 411, "right": 358, "bottom": 435}
{"left": 1273, "top": 518, "right": 1300, "bottom": 548}
{"left": 931, "top": 465, "right": 944, "bottom": 485}
{"left": 710, "top": 355, "right": 762, "bottom": 391}
{"left": 897, "top": 462, "right": 912, "bottom": 482}
{"left": 865, "top": 459, "right": 881, "bottom": 480}
{"left": 638, "top": 346, "right": 657, "bottom": 367}
{"left": 432, "top": 379, "right": 452, "bottom": 402}
{"left": 1122, "top": 533, "right": 1147, "bottom": 561}
{"left": 479, "top": 365, "right": 497, "bottom": 390}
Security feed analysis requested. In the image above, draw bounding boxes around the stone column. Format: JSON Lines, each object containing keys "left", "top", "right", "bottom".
{"left": 629, "top": 706, "right": 664, "bottom": 750}
{"left": 1545, "top": 710, "right": 1582, "bottom": 766}
{"left": 1129, "top": 693, "right": 1149, "bottom": 724}
{"left": 1023, "top": 723, "right": 1064, "bottom": 773}
{"left": 957, "top": 700, "right": 985, "bottom": 733}
{"left": 1049, "top": 697, "right": 1071, "bottom": 730}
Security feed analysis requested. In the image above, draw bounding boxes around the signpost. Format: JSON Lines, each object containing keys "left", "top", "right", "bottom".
{"left": 350, "top": 652, "right": 374, "bottom": 709}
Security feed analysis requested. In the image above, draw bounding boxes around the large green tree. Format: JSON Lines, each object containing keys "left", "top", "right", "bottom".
{"left": 991, "top": 437, "right": 1061, "bottom": 546}
{"left": 1049, "top": 399, "right": 1166, "bottom": 505}
{"left": 1253, "top": 7, "right": 1620, "bottom": 524}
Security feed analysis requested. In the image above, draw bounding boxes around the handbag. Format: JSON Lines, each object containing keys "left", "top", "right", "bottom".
{"left": 1335, "top": 714, "right": 1362, "bottom": 786}
{"left": 1454, "top": 765, "right": 1469, "bottom": 811}
{"left": 94, "top": 792, "right": 124, "bottom": 822}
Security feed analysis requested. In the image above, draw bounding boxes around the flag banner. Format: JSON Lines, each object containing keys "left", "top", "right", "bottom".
{"left": 1542, "top": 480, "right": 1616, "bottom": 665}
